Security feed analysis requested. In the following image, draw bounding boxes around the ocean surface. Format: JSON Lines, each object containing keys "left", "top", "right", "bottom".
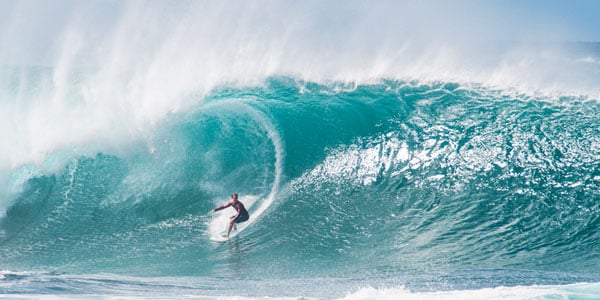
{"left": 1, "top": 76, "right": 600, "bottom": 299}
{"left": 1, "top": 2, "right": 600, "bottom": 299}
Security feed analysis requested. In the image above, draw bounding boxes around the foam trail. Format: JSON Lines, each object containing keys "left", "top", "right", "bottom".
{"left": 238, "top": 102, "right": 285, "bottom": 215}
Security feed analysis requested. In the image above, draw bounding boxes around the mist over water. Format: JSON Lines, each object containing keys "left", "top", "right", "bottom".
{"left": 1, "top": 1, "right": 600, "bottom": 298}
{"left": 1, "top": 1, "right": 599, "bottom": 170}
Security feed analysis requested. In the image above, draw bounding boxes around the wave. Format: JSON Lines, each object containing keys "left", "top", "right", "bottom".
{"left": 2, "top": 2, "right": 600, "bottom": 179}
{"left": 2, "top": 4, "right": 600, "bottom": 174}
{"left": 341, "top": 283, "right": 600, "bottom": 300}
{"left": 1, "top": 270, "right": 599, "bottom": 299}
{"left": 1, "top": 2, "right": 599, "bottom": 297}
{"left": 1, "top": 78, "right": 599, "bottom": 281}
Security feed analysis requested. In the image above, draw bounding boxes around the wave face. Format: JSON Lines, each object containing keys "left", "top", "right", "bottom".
{"left": 1, "top": 77, "right": 599, "bottom": 295}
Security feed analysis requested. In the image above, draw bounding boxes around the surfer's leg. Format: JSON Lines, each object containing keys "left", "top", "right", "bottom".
{"left": 224, "top": 214, "right": 246, "bottom": 237}
{"left": 223, "top": 219, "right": 234, "bottom": 238}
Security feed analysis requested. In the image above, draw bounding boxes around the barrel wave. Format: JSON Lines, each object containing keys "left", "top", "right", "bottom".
{"left": 1, "top": 77, "right": 599, "bottom": 297}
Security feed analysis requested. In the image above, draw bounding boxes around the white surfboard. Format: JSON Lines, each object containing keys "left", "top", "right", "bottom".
{"left": 210, "top": 225, "right": 248, "bottom": 242}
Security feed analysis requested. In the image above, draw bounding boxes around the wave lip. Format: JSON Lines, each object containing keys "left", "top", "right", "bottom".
{"left": 2, "top": 2, "right": 600, "bottom": 174}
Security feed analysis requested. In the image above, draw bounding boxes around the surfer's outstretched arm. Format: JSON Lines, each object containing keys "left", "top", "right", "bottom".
{"left": 213, "top": 201, "right": 232, "bottom": 212}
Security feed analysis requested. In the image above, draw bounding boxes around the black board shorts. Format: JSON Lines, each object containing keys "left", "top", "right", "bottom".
{"left": 234, "top": 212, "right": 249, "bottom": 223}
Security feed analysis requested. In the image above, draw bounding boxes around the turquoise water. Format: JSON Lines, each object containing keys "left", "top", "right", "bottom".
{"left": 1, "top": 2, "right": 600, "bottom": 297}
{"left": 1, "top": 76, "right": 599, "bottom": 298}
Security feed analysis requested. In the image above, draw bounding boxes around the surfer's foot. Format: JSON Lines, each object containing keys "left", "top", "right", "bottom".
{"left": 221, "top": 234, "right": 229, "bottom": 238}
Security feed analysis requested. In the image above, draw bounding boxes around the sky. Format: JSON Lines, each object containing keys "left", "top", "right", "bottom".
{"left": 1, "top": 0, "right": 599, "bottom": 66}
{"left": 488, "top": 0, "right": 600, "bottom": 42}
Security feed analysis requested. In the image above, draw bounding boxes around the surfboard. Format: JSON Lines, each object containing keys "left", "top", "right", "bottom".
{"left": 208, "top": 195, "right": 258, "bottom": 242}
{"left": 210, "top": 224, "right": 248, "bottom": 242}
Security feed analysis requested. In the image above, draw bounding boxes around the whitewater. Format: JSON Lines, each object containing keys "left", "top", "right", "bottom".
{"left": 1, "top": 1, "right": 600, "bottom": 299}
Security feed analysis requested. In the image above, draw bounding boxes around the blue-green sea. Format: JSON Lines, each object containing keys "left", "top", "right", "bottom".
{"left": 2, "top": 77, "right": 600, "bottom": 299}
{"left": 1, "top": 1, "right": 600, "bottom": 299}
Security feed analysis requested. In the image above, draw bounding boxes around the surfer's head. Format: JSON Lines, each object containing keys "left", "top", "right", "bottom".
{"left": 231, "top": 193, "right": 239, "bottom": 201}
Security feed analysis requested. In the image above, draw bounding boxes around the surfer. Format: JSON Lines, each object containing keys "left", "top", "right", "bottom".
{"left": 213, "top": 193, "right": 249, "bottom": 238}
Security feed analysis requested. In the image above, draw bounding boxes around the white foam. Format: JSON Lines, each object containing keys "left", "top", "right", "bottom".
{"left": 340, "top": 283, "right": 600, "bottom": 300}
